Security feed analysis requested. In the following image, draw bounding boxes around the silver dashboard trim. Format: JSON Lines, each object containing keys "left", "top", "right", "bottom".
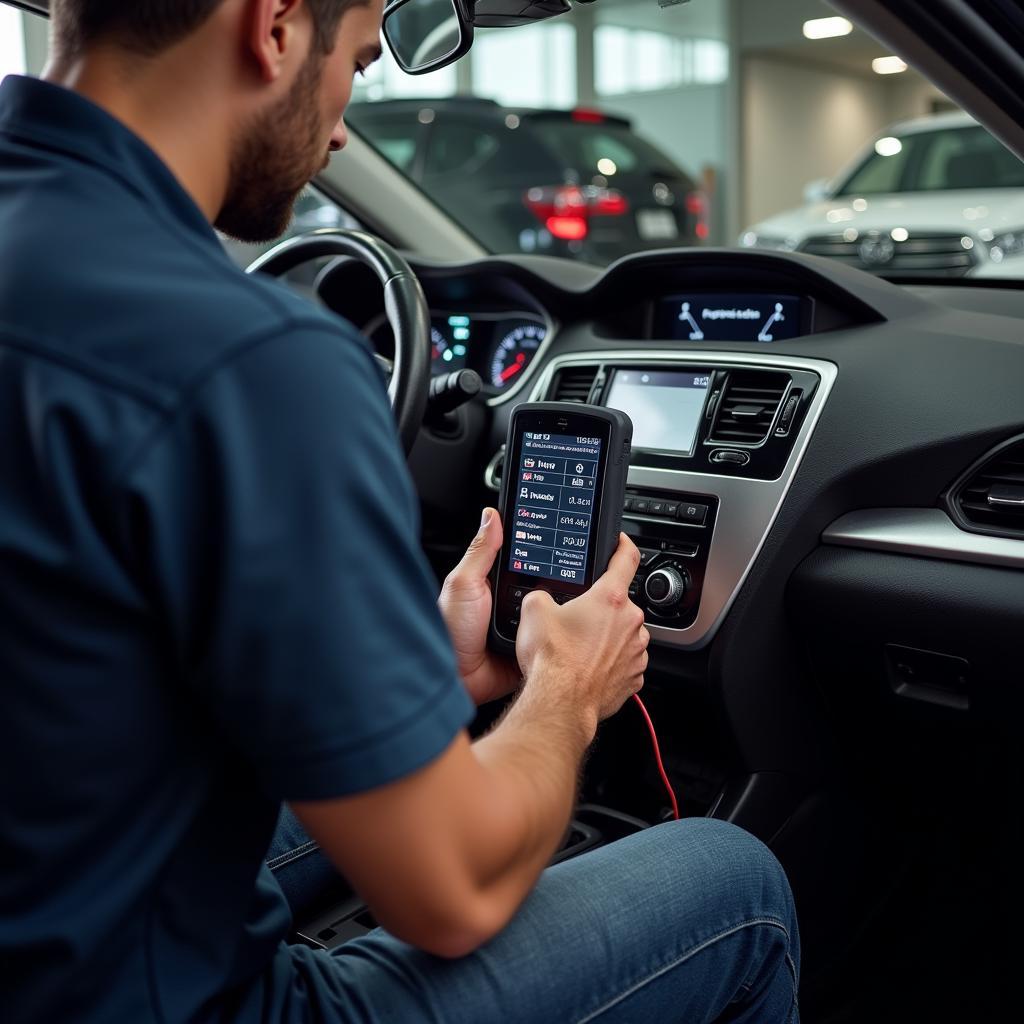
{"left": 528, "top": 351, "right": 839, "bottom": 650}
{"left": 823, "top": 508, "right": 1024, "bottom": 570}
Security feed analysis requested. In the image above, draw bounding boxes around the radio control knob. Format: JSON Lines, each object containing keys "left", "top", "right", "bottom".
{"left": 644, "top": 567, "right": 686, "bottom": 608}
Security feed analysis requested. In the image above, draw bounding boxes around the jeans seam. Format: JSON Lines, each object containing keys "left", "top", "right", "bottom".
{"left": 574, "top": 916, "right": 795, "bottom": 1024}
{"left": 267, "top": 839, "right": 320, "bottom": 870}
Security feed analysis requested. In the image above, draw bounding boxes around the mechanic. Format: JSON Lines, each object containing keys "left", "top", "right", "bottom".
{"left": 0, "top": 1, "right": 800, "bottom": 1021}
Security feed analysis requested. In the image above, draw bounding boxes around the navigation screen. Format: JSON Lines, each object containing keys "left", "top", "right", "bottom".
{"left": 655, "top": 294, "right": 803, "bottom": 343}
{"left": 508, "top": 432, "right": 603, "bottom": 587}
{"left": 604, "top": 369, "right": 711, "bottom": 455}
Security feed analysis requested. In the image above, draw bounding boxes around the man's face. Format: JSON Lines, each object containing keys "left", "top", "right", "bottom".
{"left": 217, "top": 0, "right": 384, "bottom": 243}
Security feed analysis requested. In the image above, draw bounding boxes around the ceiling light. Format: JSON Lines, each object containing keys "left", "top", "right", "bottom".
{"left": 891, "top": 227, "right": 909, "bottom": 242}
{"left": 803, "top": 17, "right": 854, "bottom": 40}
{"left": 875, "top": 136, "right": 903, "bottom": 157}
{"left": 873, "top": 56, "right": 908, "bottom": 75}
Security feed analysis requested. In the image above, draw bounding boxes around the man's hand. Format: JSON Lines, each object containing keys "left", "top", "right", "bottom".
{"left": 439, "top": 508, "right": 521, "bottom": 706}
{"left": 515, "top": 534, "right": 648, "bottom": 728}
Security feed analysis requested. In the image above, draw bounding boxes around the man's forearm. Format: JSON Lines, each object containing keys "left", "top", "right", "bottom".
{"left": 468, "top": 671, "right": 597, "bottom": 916}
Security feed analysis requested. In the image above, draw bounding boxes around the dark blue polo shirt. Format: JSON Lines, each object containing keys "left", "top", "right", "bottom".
{"left": 0, "top": 75, "right": 473, "bottom": 1022}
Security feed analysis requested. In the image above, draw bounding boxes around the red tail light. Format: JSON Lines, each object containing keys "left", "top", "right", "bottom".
{"left": 592, "top": 191, "right": 630, "bottom": 217}
{"left": 571, "top": 108, "right": 606, "bottom": 124}
{"left": 686, "top": 190, "right": 710, "bottom": 241}
{"left": 524, "top": 185, "right": 630, "bottom": 242}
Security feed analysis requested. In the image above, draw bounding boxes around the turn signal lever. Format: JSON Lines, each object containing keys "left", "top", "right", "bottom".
{"left": 427, "top": 369, "right": 483, "bottom": 429}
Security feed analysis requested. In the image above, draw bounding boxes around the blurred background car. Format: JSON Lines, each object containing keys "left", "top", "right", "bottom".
{"left": 740, "top": 112, "right": 1024, "bottom": 278}
{"left": 347, "top": 97, "right": 708, "bottom": 265}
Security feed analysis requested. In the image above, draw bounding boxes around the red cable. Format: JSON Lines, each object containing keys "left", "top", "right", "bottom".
{"left": 632, "top": 694, "right": 681, "bottom": 821}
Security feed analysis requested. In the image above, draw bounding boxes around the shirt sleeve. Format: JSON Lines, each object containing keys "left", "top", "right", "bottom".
{"left": 120, "top": 320, "right": 474, "bottom": 802}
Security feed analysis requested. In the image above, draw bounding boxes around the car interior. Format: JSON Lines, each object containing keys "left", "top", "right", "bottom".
{"left": 6, "top": 0, "right": 1024, "bottom": 1020}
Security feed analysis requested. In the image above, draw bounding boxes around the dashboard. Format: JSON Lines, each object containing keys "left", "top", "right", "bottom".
{"left": 306, "top": 240, "right": 1024, "bottom": 1003}
{"left": 310, "top": 245, "right": 1024, "bottom": 978}
{"left": 422, "top": 312, "right": 548, "bottom": 393}
{"left": 315, "top": 245, "right": 1024, "bottom": 690}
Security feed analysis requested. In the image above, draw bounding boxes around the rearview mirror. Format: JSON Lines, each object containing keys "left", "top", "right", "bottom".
{"left": 383, "top": 0, "right": 473, "bottom": 75}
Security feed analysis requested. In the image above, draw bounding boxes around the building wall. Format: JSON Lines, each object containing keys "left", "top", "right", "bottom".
{"left": 741, "top": 55, "right": 949, "bottom": 230}
{"left": 742, "top": 56, "right": 890, "bottom": 228}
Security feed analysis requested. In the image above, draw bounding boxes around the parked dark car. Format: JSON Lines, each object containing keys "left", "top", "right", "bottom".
{"left": 347, "top": 97, "right": 707, "bottom": 265}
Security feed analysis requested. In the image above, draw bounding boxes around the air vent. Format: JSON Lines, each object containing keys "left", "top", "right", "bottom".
{"left": 952, "top": 438, "right": 1024, "bottom": 537}
{"left": 549, "top": 365, "right": 598, "bottom": 403}
{"left": 709, "top": 371, "right": 789, "bottom": 445}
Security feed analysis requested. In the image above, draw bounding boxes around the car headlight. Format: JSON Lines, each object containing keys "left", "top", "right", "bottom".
{"left": 739, "top": 231, "right": 798, "bottom": 251}
{"left": 982, "top": 229, "right": 1024, "bottom": 262}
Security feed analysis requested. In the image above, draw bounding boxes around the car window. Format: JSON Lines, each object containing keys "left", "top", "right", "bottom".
{"left": 355, "top": 121, "right": 421, "bottom": 175}
{"left": 915, "top": 127, "right": 1024, "bottom": 190}
{"left": 526, "top": 119, "right": 684, "bottom": 181}
{"left": 837, "top": 126, "right": 1024, "bottom": 197}
{"left": 835, "top": 137, "right": 914, "bottom": 196}
{"left": 342, "top": 1, "right": 1024, "bottom": 279}
{"left": 424, "top": 120, "right": 501, "bottom": 177}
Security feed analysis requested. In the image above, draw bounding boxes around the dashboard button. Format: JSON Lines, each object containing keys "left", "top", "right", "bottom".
{"left": 633, "top": 499, "right": 650, "bottom": 514}
{"left": 638, "top": 547, "right": 661, "bottom": 566}
{"left": 648, "top": 500, "right": 667, "bottom": 516}
{"left": 664, "top": 502, "right": 680, "bottom": 518}
{"left": 668, "top": 543, "right": 699, "bottom": 558}
{"left": 678, "top": 503, "right": 708, "bottom": 525}
{"left": 710, "top": 449, "right": 751, "bottom": 466}
{"left": 775, "top": 391, "right": 802, "bottom": 436}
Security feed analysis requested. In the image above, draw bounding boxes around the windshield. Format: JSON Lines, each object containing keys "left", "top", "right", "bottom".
{"left": 835, "top": 125, "right": 1024, "bottom": 196}
{"left": 345, "top": 0, "right": 1024, "bottom": 282}
{"left": 7, "top": 1, "right": 1024, "bottom": 282}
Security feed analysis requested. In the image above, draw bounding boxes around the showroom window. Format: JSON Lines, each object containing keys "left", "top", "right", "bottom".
{"left": 0, "top": 7, "right": 26, "bottom": 79}
{"left": 472, "top": 23, "right": 577, "bottom": 109}
{"left": 595, "top": 28, "right": 729, "bottom": 95}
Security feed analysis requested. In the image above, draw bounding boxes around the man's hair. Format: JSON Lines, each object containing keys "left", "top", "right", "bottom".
{"left": 52, "top": 0, "right": 368, "bottom": 60}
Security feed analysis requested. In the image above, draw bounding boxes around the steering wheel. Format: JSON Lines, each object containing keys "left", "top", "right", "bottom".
{"left": 246, "top": 228, "right": 431, "bottom": 454}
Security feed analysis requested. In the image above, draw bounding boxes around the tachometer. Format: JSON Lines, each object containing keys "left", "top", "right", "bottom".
{"left": 490, "top": 322, "right": 546, "bottom": 389}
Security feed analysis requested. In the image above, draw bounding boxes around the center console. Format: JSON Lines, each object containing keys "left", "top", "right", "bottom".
{"left": 488, "top": 351, "right": 838, "bottom": 649}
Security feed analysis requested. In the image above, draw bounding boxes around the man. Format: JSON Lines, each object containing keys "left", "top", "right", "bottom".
{"left": 0, "top": 1, "right": 800, "bottom": 1021}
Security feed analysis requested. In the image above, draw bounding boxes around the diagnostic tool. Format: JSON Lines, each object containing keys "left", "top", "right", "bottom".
{"left": 490, "top": 402, "right": 633, "bottom": 653}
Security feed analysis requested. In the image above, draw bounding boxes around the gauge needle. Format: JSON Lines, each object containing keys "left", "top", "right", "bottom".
{"left": 500, "top": 354, "right": 527, "bottom": 382}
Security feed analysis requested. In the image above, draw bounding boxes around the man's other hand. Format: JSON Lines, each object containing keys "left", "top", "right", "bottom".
{"left": 440, "top": 508, "right": 521, "bottom": 706}
{"left": 515, "top": 534, "right": 647, "bottom": 728}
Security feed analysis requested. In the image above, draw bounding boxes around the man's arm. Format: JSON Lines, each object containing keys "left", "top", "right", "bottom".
{"left": 292, "top": 536, "right": 647, "bottom": 958}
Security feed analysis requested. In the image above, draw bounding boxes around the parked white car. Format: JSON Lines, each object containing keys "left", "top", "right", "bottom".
{"left": 740, "top": 112, "right": 1024, "bottom": 279}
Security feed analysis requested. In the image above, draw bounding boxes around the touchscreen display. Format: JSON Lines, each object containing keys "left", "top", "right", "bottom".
{"left": 655, "top": 294, "right": 803, "bottom": 342}
{"left": 604, "top": 370, "right": 711, "bottom": 455}
{"left": 508, "top": 431, "right": 603, "bottom": 587}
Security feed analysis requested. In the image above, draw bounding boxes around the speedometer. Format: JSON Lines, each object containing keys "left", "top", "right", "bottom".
{"left": 490, "top": 322, "right": 546, "bottom": 389}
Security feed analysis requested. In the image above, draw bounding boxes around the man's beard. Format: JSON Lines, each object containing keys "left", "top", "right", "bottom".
{"left": 216, "top": 54, "right": 327, "bottom": 244}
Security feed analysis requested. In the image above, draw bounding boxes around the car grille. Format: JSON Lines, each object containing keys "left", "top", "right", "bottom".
{"left": 798, "top": 231, "right": 980, "bottom": 277}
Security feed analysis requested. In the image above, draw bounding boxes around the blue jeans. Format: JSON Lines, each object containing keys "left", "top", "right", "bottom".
{"left": 268, "top": 808, "right": 800, "bottom": 1023}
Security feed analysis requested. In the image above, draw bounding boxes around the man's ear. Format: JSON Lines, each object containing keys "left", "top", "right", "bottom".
{"left": 246, "top": 0, "right": 311, "bottom": 83}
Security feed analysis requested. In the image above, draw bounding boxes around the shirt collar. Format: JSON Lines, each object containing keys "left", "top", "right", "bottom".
{"left": 0, "top": 74, "right": 219, "bottom": 246}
